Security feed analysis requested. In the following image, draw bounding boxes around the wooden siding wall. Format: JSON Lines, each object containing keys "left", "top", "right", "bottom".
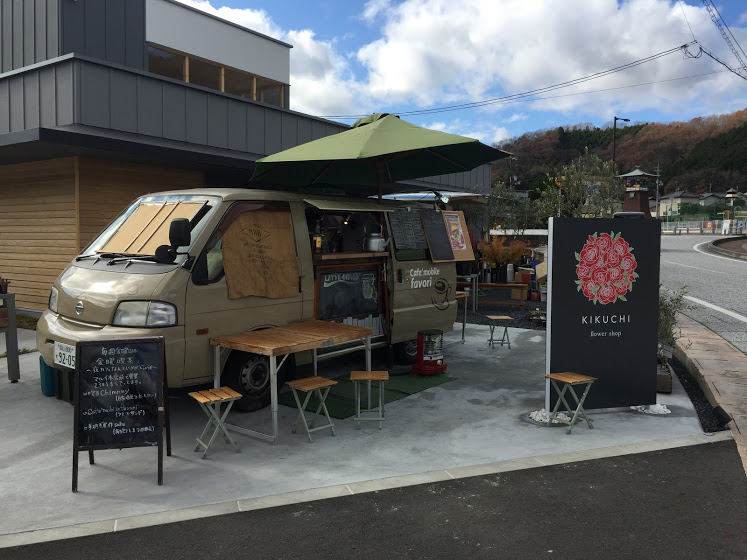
{"left": 77, "top": 158, "right": 205, "bottom": 249}
{"left": 0, "top": 158, "right": 76, "bottom": 310}
{"left": 0, "top": 157, "right": 204, "bottom": 311}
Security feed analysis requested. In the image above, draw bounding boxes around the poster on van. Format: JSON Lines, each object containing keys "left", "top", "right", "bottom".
{"left": 547, "top": 218, "right": 661, "bottom": 409}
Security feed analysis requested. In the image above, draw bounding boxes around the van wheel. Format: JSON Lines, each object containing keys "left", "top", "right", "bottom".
{"left": 222, "top": 352, "right": 291, "bottom": 412}
{"left": 393, "top": 339, "right": 418, "bottom": 365}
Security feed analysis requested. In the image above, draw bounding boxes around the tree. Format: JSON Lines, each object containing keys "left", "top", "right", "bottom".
{"left": 531, "top": 150, "right": 622, "bottom": 226}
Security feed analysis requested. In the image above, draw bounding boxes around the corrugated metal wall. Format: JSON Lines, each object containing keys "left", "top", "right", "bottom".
{"left": 0, "top": 0, "right": 60, "bottom": 73}
{"left": 60, "top": 0, "right": 145, "bottom": 69}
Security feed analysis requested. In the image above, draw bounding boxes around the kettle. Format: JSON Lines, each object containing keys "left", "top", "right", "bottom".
{"left": 363, "top": 224, "right": 390, "bottom": 252}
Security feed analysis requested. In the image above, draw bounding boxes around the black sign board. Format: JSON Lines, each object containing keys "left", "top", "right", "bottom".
{"left": 317, "top": 267, "right": 380, "bottom": 320}
{"left": 72, "top": 337, "right": 170, "bottom": 492}
{"left": 547, "top": 218, "right": 661, "bottom": 409}
{"left": 420, "top": 209, "right": 455, "bottom": 262}
{"left": 389, "top": 209, "right": 429, "bottom": 250}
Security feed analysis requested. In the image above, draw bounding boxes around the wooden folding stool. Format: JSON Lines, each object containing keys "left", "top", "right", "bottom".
{"left": 285, "top": 377, "right": 338, "bottom": 443}
{"left": 545, "top": 372, "right": 597, "bottom": 434}
{"left": 188, "top": 386, "right": 243, "bottom": 459}
{"left": 487, "top": 315, "right": 513, "bottom": 348}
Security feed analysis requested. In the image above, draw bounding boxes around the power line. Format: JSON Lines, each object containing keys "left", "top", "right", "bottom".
{"left": 706, "top": 0, "right": 747, "bottom": 63}
{"left": 701, "top": 0, "right": 747, "bottom": 79}
{"left": 678, "top": 0, "right": 697, "bottom": 42}
{"left": 320, "top": 42, "right": 697, "bottom": 119}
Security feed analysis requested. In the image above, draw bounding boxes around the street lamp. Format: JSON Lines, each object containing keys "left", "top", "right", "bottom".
{"left": 612, "top": 116, "right": 630, "bottom": 167}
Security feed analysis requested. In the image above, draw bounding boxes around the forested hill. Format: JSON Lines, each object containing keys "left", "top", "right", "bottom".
{"left": 493, "top": 108, "right": 747, "bottom": 194}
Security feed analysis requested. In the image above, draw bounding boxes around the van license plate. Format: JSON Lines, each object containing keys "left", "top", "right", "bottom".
{"left": 54, "top": 341, "right": 76, "bottom": 369}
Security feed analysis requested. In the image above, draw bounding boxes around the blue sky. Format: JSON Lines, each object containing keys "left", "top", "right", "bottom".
{"left": 176, "top": 1, "right": 747, "bottom": 146}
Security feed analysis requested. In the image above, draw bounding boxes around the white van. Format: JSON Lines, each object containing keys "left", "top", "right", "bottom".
{"left": 37, "top": 188, "right": 464, "bottom": 411}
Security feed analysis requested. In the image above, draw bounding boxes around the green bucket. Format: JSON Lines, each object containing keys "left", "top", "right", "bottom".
{"left": 39, "top": 356, "right": 56, "bottom": 397}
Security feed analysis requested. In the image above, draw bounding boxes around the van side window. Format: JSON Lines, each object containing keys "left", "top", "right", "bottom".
{"left": 192, "top": 202, "right": 293, "bottom": 286}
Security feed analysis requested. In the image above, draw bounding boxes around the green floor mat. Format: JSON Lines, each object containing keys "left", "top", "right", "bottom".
{"left": 278, "top": 373, "right": 455, "bottom": 420}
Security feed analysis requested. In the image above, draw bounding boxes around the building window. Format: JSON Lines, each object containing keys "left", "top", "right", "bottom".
{"left": 189, "top": 57, "right": 221, "bottom": 90}
{"left": 224, "top": 67, "right": 254, "bottom": 98}
{"left": 148, "top": 45, "right": 185, "bottom": 81}
{"left": 257, "top": 77, "right": 283, "bottom": 108}
{"left": 147, "top": 43, "right": 286, "bottom": 108}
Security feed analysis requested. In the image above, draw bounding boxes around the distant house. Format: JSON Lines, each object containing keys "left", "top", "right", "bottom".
{"left": 656, "top": 191, "right": 701, "bottom": 219}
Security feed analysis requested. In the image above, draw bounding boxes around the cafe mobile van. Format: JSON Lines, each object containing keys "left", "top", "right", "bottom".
{"left": 37, "top": 188, "right": 472, "bottom": 411}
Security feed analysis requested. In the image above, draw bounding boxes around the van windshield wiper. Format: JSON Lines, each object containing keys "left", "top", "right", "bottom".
{"left": 107, "top": 255, "right": 160, "bottom": 267}
{"left": 75, "top": 252, "right": 128, "bottom": 263}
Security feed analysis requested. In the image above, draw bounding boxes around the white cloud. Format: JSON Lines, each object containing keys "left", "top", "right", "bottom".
{"left": 173, "top": 0, "right": 747, "bottom": 137}
{"left": 174, "top": 0, "right": 282, "bottom": 39}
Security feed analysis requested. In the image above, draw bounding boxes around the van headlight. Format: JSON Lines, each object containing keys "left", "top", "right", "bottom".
{"left": 49, "top": 287, "right": 59, "bottom": 313}
{"left": 112, "top": 301, "right": 177, "bottom": 327}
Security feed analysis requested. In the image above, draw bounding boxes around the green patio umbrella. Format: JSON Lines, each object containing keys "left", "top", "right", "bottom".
{"left": 251, "top": 113, "right": 511, "bottom": 197}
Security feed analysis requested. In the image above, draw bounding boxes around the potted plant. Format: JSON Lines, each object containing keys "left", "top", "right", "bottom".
{"left": 657, "top": 286, "right": 689, "bottom": 393}
{"left": 0, "top": 276, "right": 9, "bottom": 294}
{"left": 477, "top": 236, "right": 503, "bottom": 283}
{"left": 478, "top": 237, "right": 530, "bottom": 283}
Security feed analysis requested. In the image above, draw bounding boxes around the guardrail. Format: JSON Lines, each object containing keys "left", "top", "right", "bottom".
{"left": 660, "top": 220, "right": 745, "bottom": 235}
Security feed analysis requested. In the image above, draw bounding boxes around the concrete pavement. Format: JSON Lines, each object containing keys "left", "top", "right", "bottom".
{"left": 0, "top": 319, "right": 740, "bottom": 548}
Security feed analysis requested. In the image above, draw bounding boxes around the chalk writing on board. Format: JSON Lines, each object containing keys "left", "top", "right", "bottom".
{"left": 389, "top": 209, "right": 429, "bottom": 250}
{"left": 76, "top": 340, "right": 163, "bottom": 449}
{"left": 72, "top": 337, "right": 169, "bottom": 492}
{"left": 318, "top": 269, "right": 379, "bottom": 320}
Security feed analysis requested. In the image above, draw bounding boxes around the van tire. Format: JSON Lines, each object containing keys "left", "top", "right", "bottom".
{"left": 393, "top": 339, "right": 418, "bottom": 365}
{"left": 222, "top": 351, "right": 291, "bottom": 413}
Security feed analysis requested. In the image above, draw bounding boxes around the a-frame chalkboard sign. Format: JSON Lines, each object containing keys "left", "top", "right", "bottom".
{"left": 72, "top": 337, "right": 171, "bottom": 492}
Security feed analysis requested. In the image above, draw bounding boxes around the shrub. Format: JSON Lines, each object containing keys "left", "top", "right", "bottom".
{"left": 658, "top": 286, "right": 689, "bottom": 366}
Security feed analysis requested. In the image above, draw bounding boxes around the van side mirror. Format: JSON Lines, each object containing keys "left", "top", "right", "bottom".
{"left": 169, "top": 218, "right": 191, "bottom": 247}
{"left": 155, "top": 218, "right": 191, "bottom": 264}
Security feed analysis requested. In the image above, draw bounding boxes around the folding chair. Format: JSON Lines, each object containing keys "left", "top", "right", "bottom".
{"left": 545, "top": 372, "right": 597, "bottom": 434}
{"left": 188, "top": 387, "right": 243, "bottom": 459}
{"left": 285, "top": 376, "right": 338, "bottom": 443}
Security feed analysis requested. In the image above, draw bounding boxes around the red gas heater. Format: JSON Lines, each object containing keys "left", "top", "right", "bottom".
{"left": 412, "top": 329, "right": 447, "bottom": 376}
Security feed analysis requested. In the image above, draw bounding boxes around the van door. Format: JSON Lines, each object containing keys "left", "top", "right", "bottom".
{"left": 182, "top": 201, "right": 306, "bottom": 382}
{"left": 386, "top": 209, "right": 457, "bottom": 356}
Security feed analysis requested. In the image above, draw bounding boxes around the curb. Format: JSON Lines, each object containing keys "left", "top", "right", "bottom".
{"left": 707, "top": 235, "right": 747, "bottom": 261}
{"left": 673, "top": 342, "right": 719, "bottom": 408}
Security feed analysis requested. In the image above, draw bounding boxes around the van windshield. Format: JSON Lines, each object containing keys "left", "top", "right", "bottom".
{"left": 81, "top": 194, "right": 220, "bottom": 259}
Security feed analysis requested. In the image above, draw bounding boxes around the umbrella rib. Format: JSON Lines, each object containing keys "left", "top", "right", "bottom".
{"left": 310, "top": 160, "right": 335, "bottom": 184}
{"left": 425, "top": 147, "right": 470, "bottom": 171}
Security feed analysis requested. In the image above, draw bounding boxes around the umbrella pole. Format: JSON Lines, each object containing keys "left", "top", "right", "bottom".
{"left": 377, "top": 166, "right": 383, "bottom": 204}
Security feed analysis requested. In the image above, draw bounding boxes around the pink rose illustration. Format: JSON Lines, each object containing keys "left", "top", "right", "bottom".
{"left": 596, "top": 233, "right": 613, "bottom": 253}
{"left": 575, "top": 232, "right": 638, "bottom": 305}
{"left": 597, "top": 285, "right": 617, "bottom": 305}
{"left": 580, "top": 243, "right": 600, "bottom": 265}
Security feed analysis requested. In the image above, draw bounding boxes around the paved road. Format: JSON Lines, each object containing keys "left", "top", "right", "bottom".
{"left": 660, "top": 235, "right": 747, "bottom": 355}
{"left": 3, "top": 440, "right": 745, "bottom": 560}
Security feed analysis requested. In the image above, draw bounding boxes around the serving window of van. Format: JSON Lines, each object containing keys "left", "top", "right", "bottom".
{"left": 303, "top": 198, "right": 395, "bottom": 256}
{"left": 192, "top": 202, "right": 300, "bottom": 300}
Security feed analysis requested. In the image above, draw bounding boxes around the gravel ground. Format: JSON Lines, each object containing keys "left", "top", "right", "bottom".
{"left": 462, "top": 288, "right": 728, "bottom": 433}
{"left": 459, "top": 288, "right": 547, "bottom": 330}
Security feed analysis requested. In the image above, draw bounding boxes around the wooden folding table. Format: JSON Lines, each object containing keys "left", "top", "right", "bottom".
{"left": 210, "top": 321, "right": 373, "bottom": 444}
